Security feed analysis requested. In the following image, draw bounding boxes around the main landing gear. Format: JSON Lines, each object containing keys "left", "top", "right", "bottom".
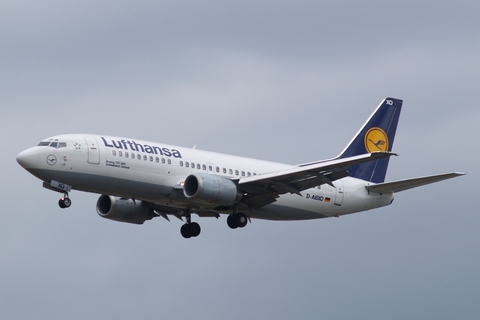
{"left": 227, "top": 213, "right": 248, "bottom": 229}
{"left": 58, "top": 194, "right": 72, "bottom": 209}
{"left": 180, "top": 210, "right": 201, "bottom": 239}
{"left": 180, "top": 211, "right": 249, "bottom": 238}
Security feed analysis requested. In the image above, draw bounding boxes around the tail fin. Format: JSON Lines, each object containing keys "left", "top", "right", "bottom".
{"left": 337, "top": 97, "right": 403, "bottom": 183}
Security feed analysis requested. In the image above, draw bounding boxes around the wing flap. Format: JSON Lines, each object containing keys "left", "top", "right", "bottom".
{"left": 366, "top": 172, "right": 465, "bottom": 194}
{"left": 243, "top": 194, "right": 279, "bottom": 209}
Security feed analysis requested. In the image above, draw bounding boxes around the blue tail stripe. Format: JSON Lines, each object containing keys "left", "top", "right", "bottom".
{"left": 338, "top": 98, "right": 403, "bottom": 183}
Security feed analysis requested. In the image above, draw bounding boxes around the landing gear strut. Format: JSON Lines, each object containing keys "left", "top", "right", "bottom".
{"left": 180, "top": 210, "right": 201, "bottom": 238}
{"left": 43, "top": 181, "right": 73, "bottom": 209}
{"left": 227, "top": 213, "right": 248, "bottom": 229}
{"left": 58, "top": 193, "right": 72, "bottom": 209}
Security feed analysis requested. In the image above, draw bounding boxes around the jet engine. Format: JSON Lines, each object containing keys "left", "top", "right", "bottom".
{"left": 183, "top": 173, "right": 242, "bottom": 206}
{"left": 96, "top": 195, "right": 156, "bottom": 224}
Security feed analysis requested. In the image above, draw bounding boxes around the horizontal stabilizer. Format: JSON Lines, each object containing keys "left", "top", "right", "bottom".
{"left": 366, "top": 172, "right": 465, "bottom": 194}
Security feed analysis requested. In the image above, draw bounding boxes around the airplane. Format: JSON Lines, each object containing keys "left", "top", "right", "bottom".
{"left": 16, "top": 98, "right": 464, "bottom": 238}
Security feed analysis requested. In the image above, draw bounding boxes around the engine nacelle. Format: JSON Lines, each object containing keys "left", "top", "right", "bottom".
{"left": 96, "top": 195, "right": 155, "bottom": 225}
{"left": 183, "top": 173, "right": 242, "bottom": 206}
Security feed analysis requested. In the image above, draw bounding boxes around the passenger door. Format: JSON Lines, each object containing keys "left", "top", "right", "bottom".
{"left": 85, "top": 137, "right": 100, "bottom": 165}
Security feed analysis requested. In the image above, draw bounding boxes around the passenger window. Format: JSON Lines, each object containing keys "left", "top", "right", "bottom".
{"left": 150, "top": 156, "right": 153, "bottom": 162}
{"left": 168, "top": 159, "right": 171, "bottom": 164}
{"left": 131, "top": 153, "right": 134, "bottom": 159}
{"left": 112, "top": 150, "right": 117, "bottom": 156}
{"left": 156, "top": 157, "right": 159, "bottom": 163}
{"left": 202, "top": 164, "right": 206, "bottom": 170}
{"left": 162, "top": 158, "right": 166, "bottom": 164}
{"left": 223, "top": 168, "right": 227, "bottom": 174}
{"left": 229, "top": 169, "right": 233, "bottom": 175}
{"left": 191, "top": 162, "right": 195, "bottom": 168}
{"left": 119, "top": 151, "right": 123, "bottom": 157}
{"left": 241, "top": 171, "right": 245, "bottom": 176}
{"left": 137, "top": 154, "right": 141, "bottom": 160}
{"left": 197, "top": 164, "right": 201, "bottom": 169}
{"left": 216, "top": 167, "right": 220, "bottom": 173}
{"left": 143, "top": 155, "right": 147, "bottom": 161}
{"left": 180, "top": 161, "right": 184, "bottom": 167}
{"left": 186, "top": 162, "right": 189, "bottom": 168}
{"left": 235, "top": 170, "right": 239, "bottom": 176}
{"left": 247, "top": 172, "right": 251, "bottom": 177}
{"left": 125, "top": 153, "right": 129, "bottom": 158}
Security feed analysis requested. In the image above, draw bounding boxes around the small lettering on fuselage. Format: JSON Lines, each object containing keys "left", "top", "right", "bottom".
{"left": 101, "top": 137, "right": 182, "bottom": 158}
{"left": 106, "top": 160, "right": 130, "bottom": 169}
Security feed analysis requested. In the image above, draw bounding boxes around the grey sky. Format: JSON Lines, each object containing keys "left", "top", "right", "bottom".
{"left": 2, "top": 1, "right": 479, "bottom": 319}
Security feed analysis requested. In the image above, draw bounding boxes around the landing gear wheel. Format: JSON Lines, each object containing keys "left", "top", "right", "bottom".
{"left": 189, "top": 222, "right": 201, "bottom": 237}
{"left": 63, "top": 198, "right": 72, "bottom": 208}
{"left": 227, "top": 213, "right": 248, "bottom": 229}
{"left": 58, "top": 197, "right": 72, "bottom": 209}
{"left": 181, "top": 224, "right": 192, "bottom": 239}
{"left": 180, "top": 222, "right": 201, "bottom": 239}
{"left": 236, "top": 213, "right": 248, "bottom": 228}
{"left": 227, "top": 214, "right": 238, "bottom": 229}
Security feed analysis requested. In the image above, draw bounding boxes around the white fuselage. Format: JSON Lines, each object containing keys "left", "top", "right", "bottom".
{"left": 17, "top": 134, "right": 394, "bottom": 220}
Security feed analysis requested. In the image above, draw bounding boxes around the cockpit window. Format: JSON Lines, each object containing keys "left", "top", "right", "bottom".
{"left": 36, "top": 139, "right": 67, "bottom": 149}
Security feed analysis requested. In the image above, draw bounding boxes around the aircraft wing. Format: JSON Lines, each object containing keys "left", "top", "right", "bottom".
{"left": 365, "top": 172, "right": 465, "bottom": 194}
{"left": 238, "top": 152, "right": 396, "bottom": 208}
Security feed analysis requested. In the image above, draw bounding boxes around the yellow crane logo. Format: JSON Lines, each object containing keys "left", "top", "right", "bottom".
{"left": 364, "top": 127, "right": 389, "bottom": 152}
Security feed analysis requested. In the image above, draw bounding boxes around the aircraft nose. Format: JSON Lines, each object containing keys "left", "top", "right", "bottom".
{"left": 16, "top": 148, "right": 39, "bottom": 169}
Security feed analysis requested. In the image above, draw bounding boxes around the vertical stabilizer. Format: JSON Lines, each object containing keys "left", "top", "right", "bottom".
{"left": 338, "top": 98, "right": 402, "bottom": 183}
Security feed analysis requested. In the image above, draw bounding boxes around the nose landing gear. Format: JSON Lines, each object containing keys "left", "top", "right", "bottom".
{"left": 43, "top": 180, "right": 73, "bottom": 209}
